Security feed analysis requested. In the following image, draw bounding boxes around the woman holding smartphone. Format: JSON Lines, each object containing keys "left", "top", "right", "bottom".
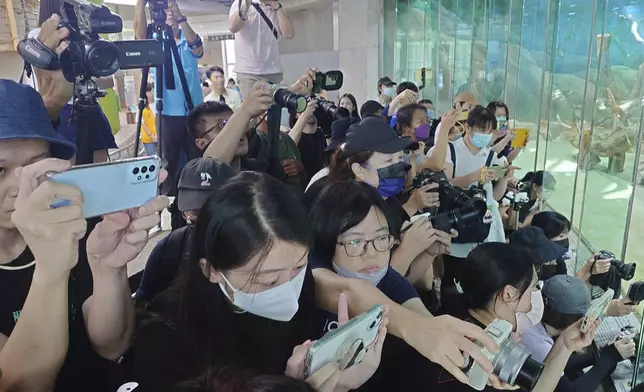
{"left": 131, "top": 172, "right": 386, "bottom": 391}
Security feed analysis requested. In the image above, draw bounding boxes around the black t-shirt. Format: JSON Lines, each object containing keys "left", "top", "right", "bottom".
{"left": 0, "top": 219, "right": 120, "bottom": 392}
{"left": 131, "top": 268, "right": 322, "bottom": 392}
{"left": 135, "top": 226, "right": 193, "bottom": 302}
{"left": 384, "top": 195, "right": 411, "bottom": 239}
{"left": 298, "top": 131, "right": 327, "bottom": 181}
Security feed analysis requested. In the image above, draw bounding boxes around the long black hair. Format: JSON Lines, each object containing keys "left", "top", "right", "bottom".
{"left": 486, "top": 101, "right": 510, "bottom": 118}
{"left": 327, "top": 149, "right": 374, "bottom": 183}
{"left": 152, "top": 172, "right": 319, "bottom": 375}
{"left": 459, "top": 243, "right": 536, "bottom": 310}
{"left": 340, "top": 93, "right": 359, "bottom": 118}
{"left": 309, "top": 181, "right": 394, "bottom": 264}
{"left": 531, "top": 211, "right": 571, "bottom": 240}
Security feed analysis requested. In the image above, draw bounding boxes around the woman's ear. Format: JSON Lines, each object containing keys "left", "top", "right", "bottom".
{"left": 199, "top": 258, "right": 222, "bottom": 284}
{"left": 501, "top": 285, "right": 518, "bottom": 303}
{"left": 351, "top": 162, "right": 367, "bottom": 181}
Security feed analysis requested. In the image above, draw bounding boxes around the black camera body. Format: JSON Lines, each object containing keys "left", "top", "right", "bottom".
{"left": 412, "top": 169, "right": 488, "bottom": 235}
{"left": 627, "top": 281, "right": 644, "bottom": 304}
{"left": 17, "top": 0, "right": 164, "bottom": 84}
{"left": 596, "top": 250, "right": 636, "bottom": 281}
{"left": 312, "top": 70, "right": 343, "bottom": 94}
{"left": 305, "top": 94, "right": 350, "bottom": 138}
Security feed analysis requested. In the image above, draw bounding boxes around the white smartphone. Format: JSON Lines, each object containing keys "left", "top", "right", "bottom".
{"left": 305, "top": 305, "right": 384, "bottom": 378}
{"left": 581, "top": 288, "right": 614, "bottom": 333}
{"left": 47, "top": 156, "right": 160, "bottom": 218}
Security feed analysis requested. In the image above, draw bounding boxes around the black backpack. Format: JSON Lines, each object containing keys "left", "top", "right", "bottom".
{"left": 448, "top": 142, "right": 495, "bottom": 244}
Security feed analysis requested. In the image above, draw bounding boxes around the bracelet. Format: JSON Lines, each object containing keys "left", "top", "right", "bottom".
{"left": 175, "top": 16, "right": 187, "bottom": 24}
{"left": 188, "top": 36, "right": 202, "bottom": 49}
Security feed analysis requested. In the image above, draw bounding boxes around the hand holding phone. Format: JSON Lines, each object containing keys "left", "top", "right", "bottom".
{"left": 303, "top": 295, "right": 388, "bottom": 387}
{"left": 511, "top": 128, "right": 529, "bottom": 148}
{"left": 581, "top": 289, "right": 614, "bottom": 333}
{"left": 47, "top": 156, "right": 161, "bottom": 218}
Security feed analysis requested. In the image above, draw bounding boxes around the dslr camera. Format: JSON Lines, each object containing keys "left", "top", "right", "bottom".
{"left": 412, "top": 169, "right": 488, "bottom": 234}
{"left": 466, "top": 319, "right": 543, "bottom": 391}
{"left": 306, "top": 70, "right": 348, "bottom": 137}
{"left": 18, "top": 0, "right": 164, "bottom": 83}
{"left": 596, "top": 250, "right": 636, "bottom": 281}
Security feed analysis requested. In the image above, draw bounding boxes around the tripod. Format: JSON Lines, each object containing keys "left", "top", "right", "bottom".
{"left": 72, "top": 78, "right": 109, "bottom": 166}
{"left": 133, "top": 13, "right": 194, "bottom": 186}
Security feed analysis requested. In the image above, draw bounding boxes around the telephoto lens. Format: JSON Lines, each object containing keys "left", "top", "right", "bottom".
{"left": 272, "top": 87, "right": 307, "bottom": 113}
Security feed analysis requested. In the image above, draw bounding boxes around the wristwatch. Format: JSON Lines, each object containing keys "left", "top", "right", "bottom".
{"left": 175, "top": 15, "right": 187, "bottom": 24}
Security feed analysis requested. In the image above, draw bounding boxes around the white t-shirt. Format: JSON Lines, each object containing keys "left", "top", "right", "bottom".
{"left": 306, "top": 167, "right": 330, "bottom": 191}
{"left": 27, "top": 28, "right": 74, "bottom": 105}
{"left": 204, "top": 88, "right": 243, "bottom": 111}
{"left": 427, "top": 137, "right": 507, "bottom": 258}
{"left": 230, "top": 0, "right": 283, "bottom": 75}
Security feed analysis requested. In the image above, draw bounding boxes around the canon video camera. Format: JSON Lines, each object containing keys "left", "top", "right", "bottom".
{"left": 18, "top": 0, "right": 164, "bottom": 83}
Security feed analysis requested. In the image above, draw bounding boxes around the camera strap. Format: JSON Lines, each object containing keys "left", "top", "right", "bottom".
{"left": 448, "top": 142, "right": 495, "bottom": 178}
{"left": 252, "top": 3, "right": 279, "bottom": 40}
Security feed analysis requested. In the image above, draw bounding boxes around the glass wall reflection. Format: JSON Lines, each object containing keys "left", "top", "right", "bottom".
{"left": 383, "top": 0, "right": 644, "bottom": 383}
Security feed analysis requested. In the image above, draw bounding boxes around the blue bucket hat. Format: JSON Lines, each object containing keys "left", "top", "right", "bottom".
{"left": 0, "top": 80, "right": 76, "bottom": 160}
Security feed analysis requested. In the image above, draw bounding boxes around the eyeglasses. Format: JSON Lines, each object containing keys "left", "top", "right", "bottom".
{"left": 198, "top": 120, "right": 228, "bottom": 139}
{"left": 337, "top": 234, "right": 394, "bottom": 257}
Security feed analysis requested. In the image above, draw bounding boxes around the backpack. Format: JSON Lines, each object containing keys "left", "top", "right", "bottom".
{"left": 447, "top": 142, "right": 495, "bottom": 244}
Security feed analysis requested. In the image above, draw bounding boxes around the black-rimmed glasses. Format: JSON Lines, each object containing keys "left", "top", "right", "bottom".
{"left": 337, "top": 234, "right": 394, "bottom": 257}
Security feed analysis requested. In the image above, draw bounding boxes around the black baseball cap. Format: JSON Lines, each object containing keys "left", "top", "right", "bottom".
{"left": 510, "top": 226, "right": 568, "bottom": 265}
{"left": 326, "top": 117, "right": 360, "bottom": 152}
{"left": 377, "top": 77, "right": 397, "bottom": 88}
{"left": 0, "top": 80, "right": 76, "bottom": 159}
{"left": 542, "top": 275, "right": 591, "bottom": 315}
{"left": 360, "top": 100, "right": 385, "bottom": 119}
{"left": 178, "top": 158, "right": 235, "bottom": 212}
{"left": 342, "top": 117, "right": 417, "bottom": 155}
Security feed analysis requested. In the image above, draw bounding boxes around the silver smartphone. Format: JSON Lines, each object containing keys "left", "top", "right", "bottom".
{"left": 47, "top": 156, "right": 160, "bottom": 218}
{"left": 304, "top": 304, "right": 384, "bottom": 378}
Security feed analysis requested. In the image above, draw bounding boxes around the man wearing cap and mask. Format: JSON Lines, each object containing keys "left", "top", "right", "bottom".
{"left": 521, "top": 275, "right": 632, "bottom": 391}
{"left": 136, "top": 158, "right": 235, "bottom": 304}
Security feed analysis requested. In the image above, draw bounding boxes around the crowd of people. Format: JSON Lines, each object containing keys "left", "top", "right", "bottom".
{"left": 2, "top": 0, "right": 644, "bottom": 392}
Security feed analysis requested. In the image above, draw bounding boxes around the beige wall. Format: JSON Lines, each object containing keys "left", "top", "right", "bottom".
{"left": 201, "top": 40, "right": 224, "bottom": 67}
{"left": 0, "top": 52, "right": 30, "bottom": 82}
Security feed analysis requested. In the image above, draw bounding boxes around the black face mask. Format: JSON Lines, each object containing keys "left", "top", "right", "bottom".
{"left": 554, "top": 238, "right": 569, "bottom": 249}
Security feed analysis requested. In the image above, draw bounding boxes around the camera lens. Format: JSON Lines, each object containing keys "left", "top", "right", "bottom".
{"left": 273, "top": 88, "right": 307, "bottom": 113}
{"left": 493, "top": 339, "right": 542, "bottom": 390}
{"left": 149, "top": 165, "right": 156, "bottom": 172}
{"left": 86, "top": 40, "right": 120, "bottom": 77}
{"left": 141, "top": 166, "right": 148, "bottom": 173}
{"left": 514, "top": 357, "right": 543, "bottom": 392}
{"left": 133, "top": 167, "right": 139, "bottom": 175}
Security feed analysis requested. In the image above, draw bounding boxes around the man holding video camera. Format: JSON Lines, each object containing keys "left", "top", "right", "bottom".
{"left": 229, "top": 0, "right": 294, "bottom": 98}
{"left": 134, "top": 0, "right": 204, "bottom": 195}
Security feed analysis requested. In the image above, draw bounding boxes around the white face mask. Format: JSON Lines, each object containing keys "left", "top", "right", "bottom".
{"left": 383, "top": 87, "right": 396, "bottom": 97}
{"left": 332, "top": 262, "right": 388, "bottom": 286}
{"left": 218, "top": 266, "right": 306, "bottom": 322}
{"left": 515, "top": 290, "right": 544, "bottom": 335}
